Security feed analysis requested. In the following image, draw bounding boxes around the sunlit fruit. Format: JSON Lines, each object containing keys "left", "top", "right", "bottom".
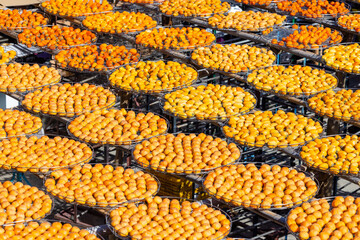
{"left": 109, "top": 60, "right": 198, "bottom": 94}
{"left": 136, "top": 27, "right": 215, "bottom": 50}
{"left": 308, "top": 89, "right": 360, "bottom": 122}
{"left": 68, "top": 109, "right": 168, "bottom": 145}
{"left": 191, "top": 44, "right": 276, "bottom": 73}
{"left": 22, "top": 83, "right": 116, "bottom": 118}
{"left": 223, "top": 110, "right": 323, "bottom": 148}
{"left": 203, "top": 163, "right": 318, "bottom": 208}
{"left": 109, "top": 196, "right": 232, "bottom": 239}
{"left": 45, "top": 164, "right": 159, "bottom": 207}
{"left": 0, "top": 181, "right": 52, "bottom": 225}
{"left": 133, "top": 133, "right": 241, "bottom": 174}
{"left": 0, "top": 135, "right": 93, "bottom": 173}
{"left": 0, "top": 63, "right": 60, "bottom": 93}
{"left": 163, "top": 84, "right": 256, "bottom": 121}
{"left": 287, "top": 196, "right": 360, "bottom": 240}
{"left": 247, "top": 65, "right": 337, "bottom": 96}
{"left": 0, "top": 108, "right": 42, "bottom": 138}
{"left": 322, "top": 43, "right": 360, "bottom": 74}
{"left": 0, "top": 9, "right": 48, "bottom": 31}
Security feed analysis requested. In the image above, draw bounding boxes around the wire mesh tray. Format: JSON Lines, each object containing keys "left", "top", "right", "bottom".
{"left": 202, "top": 162, "right": 319, "bottom": 210}
{"left": 44, "top": 164, "right": 160, "bottom": 209}
{"left": 0, "top": 63, "right": 61, "bottom": 94}
{"left": 0, "top": 107, "right": 43, "bottom": 140}
{"left": 21, "top": 82, "right": 118, "bottom": 118}
{"left": 0, "top": 181, "right": 54, "bottom": 226}
{"left": 0, "top": 219, "right": 105, "bottom": 239}
{"left": 275, "top": 1, "right": 351, "bottom": 19}
{"left": 108, "top": 60, "right": 199, "bottom": 96}
{"left": 262, "top": 24, "right": 344, "bottom": 50}
{"left": 299, "top": 134, "right": 360, "bottom": 177}
{"left": 135, "top": 26, "right": 216, "bottom": 51}
{"left": 336, "top": 12, "right": 360, "bottom": 34}
{"left": 132, "top": 132, "right": 242, "bottom": 175}
{"left": 159, "top": 8, "right": 230, "bottom": 20}
{"left": 0, "top": 133, "right": 94, "bottom": 175}
{"left": 246, "top": 64, "right": 339, "bottom": 98}
{"left": 208, "top": 11, "right": 287, "bottom": 33}
{"left": 229, "top": 0, "right": 285, "bottom": 7}
{"left": 55, "top": 44, "right": 140, "bottom": 75}
{"left": 67, "top": 108, "right": 169, "bottom": 146}
{"left": 17, "top": 28, "right": 98, "bottom": 55}
{"left": 106, "top": 196, "right": 232, "bottom": 240}
{"left": 0, "top": 9, "right": 50, "bottom": 32}
{"left": 285, "top": 196, "right": 358, "bottom": 240}
{"left": 159, "top": 83, "right": 257, "bottom": 123}
{"left": 81, "top": 11, "right": 158, "bottom": 35}
{"left": 322, "top": 42, "right": 360, "bottom": 75}
{"left": 190, "top": 45, "right": 277, "bottom": 75}
{"left": 306, "top": 88, "right": 360, "bottom": 124}
{"left": 38, "top": 3, "right": 114, "bottom": 19}
{"left": 221, "top": 110, "right": 324, "bottom": 149}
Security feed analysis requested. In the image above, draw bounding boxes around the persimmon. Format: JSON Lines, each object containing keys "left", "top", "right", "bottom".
{"left": 338, "top": 14, "right": 360, "bottom": 32}
{"left": 0, "top": 47, "right": 16, "bottom": 65}
{"left": 118, "top": 0, "right": 162, "bottom": 3}
{"left": 163, "top": 84, "right": 256, "bottom": 121}
{"left": 0, "top": 181, "right": 52, "bottom": 225}
{"left": 45, "top": 164, "right": 159, "bottom": 207}
{"left": 55, "top": 44, "right": 139, "bottom": 72}
{"left": 17, "top": 26, "right": 96, "bottom": 51}
{"left": 68, "top": 109, "right": 168, "bottom": 145}
{"left": 22, "top": 83, "right": 116, "bottom": 118}
{"left": 204, "top": 163, "right": 318, "bottom": 208}
{"left": 270, "top": 25, "right": 342, "bottom": 49}
{"left": 0, "top": 108, "right": 42, "bottom": 138}
{"left": 247, "top": 65, "right": 337, "bottom": 96}
{"left": 135, "top": 27, "right": 215, "bottom": 50}
{"left": 308, "top": 89, "right": 360, "bottom": 122}
{"left": 109, "top": 197, "right": 231, "bottom": 239}
{"left": 0, "top": 9, "right": 48, "bottom": 31}
{"left": 41, "top": 0, "right": 113, "bottom": 17}
{"left": 287, "top": 196, "right": 360, "bottom": 240}
{"left": 223, "top": 110, "right": 323, "bottom": 148}
{"left": 277, "top": 0, "right": 349, "bottom": 18}
{"left": 0, "top": 63, "right": 60, "bottom": 93}
{"left": 322, "top": 43, "right": 360, "bottom": 74}
{"left": 301, "top": 135, "right": 360, "bottom": 175}
{"left": 208, "top": 11, "right": 286, "bottom": 31}
{"left": 159, "top": 0, "right": 230, "bottom": 17}
{"left": 109, "top": 60, "right": 198, "bottom": 93}
{"left": 0, "top": 135, "right": 93, "bottom": 173}
{"left": 133, "top": 133, "right": 241, "bottom": 174}
{"left": 83, "top": 11, "right": 157, "bottom": 34}
{"left": 234, "top": 0, "right": 272, "bottom": 6}
{"left": 0, "top": 221, "right": 101, "bottom": 240}
{"left": 191, "top": 44, "right": 276, "bottom": 73}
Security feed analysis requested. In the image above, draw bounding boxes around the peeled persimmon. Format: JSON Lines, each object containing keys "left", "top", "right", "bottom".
{"left": 18, "top": 26, "right": 96, "bottom": 51}
{"left": 0, "top": 135, "right": 93, "bottom": 173}
{"left": 192, "top": 44, "right": 276, "bottom": 73}
{"left": 0, "top": 63, "right": 60, "bottom": 93}
{"left": 247, "top": 65, "right": 337, "bottom": 96}
{"left": 136, "top": 27, "right": 215, "bottom": 50}
{"left": 163, "top": 84, "right": 256, "bottom": 121}
{"left": 109, "top": 197, "right": 231, "bottom": 239}
{"left": 22, "top": 83, "right": 116, "bottom": 117}
{"left": 203, "top": 163, "right": 318, "bottom": 208}
{"left": 0, "top": 181, "right": 52, "bottom": 225}
{"left": 223, "top": 110, "right": 323, "bottom": 148}
{"left": 0, "top": 9, "right": 48, "bottom": 31}
{"left": 83, "top": 11, "right": 157, "bottom": 34}
{"left": 68, "top": 109, "right": 168, "bottom": 145}
{"left": 133, "top": 133, "right": 241, "bottom": 174}
{"left": 45, "top": 164, "right": 159, "bottom": 207}
{"left": 41, "top": 0, "right": 113, "bottom": 17}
